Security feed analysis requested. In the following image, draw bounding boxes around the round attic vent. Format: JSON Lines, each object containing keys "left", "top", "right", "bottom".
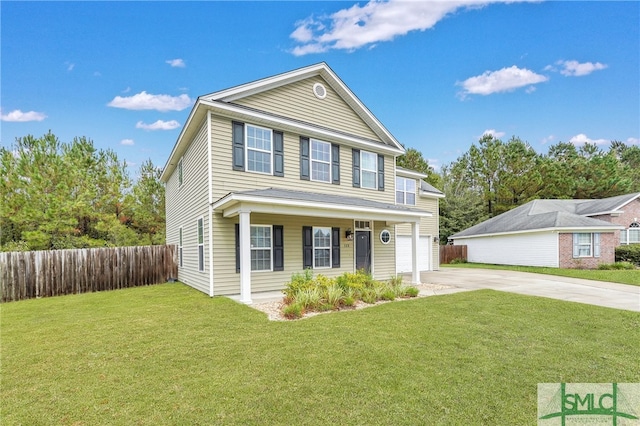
{"left": 313, "top": 83, "right": 327, "bottom": 99}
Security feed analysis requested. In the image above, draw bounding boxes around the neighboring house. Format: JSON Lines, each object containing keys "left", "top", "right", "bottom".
{"left": 160, "top": 63, "right": 441, "bottom": 303}
{"left": 449, "top": 192, "right": 640, "bottom": 269}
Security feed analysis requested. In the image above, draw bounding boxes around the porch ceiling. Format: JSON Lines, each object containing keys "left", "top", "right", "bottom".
{"left": 212, "top": 187, "right": 431, "bottom": 223}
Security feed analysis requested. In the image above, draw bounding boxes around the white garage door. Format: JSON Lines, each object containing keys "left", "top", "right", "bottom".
{"left": 396, "top": 235, "right": 430, "bottom": 273}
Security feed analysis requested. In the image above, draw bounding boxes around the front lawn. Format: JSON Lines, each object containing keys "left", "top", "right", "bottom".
{"left": 444, "top": 262, "right": 640, "bottom": 286}
{"left": 2, "top": 284, "right": 638, "bottom": 425}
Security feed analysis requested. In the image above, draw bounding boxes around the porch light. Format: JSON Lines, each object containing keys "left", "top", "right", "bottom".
{"left": 345, "top": 228, "right": 354, "bottom": 240}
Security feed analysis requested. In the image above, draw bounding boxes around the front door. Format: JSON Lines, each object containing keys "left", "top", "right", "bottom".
{"left": 355, "top": 231, "right": 371, "bottom": 273}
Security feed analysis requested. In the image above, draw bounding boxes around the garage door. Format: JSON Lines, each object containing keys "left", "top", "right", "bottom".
{"left": 396, "top": 235, "right": 430, "bottom": 273}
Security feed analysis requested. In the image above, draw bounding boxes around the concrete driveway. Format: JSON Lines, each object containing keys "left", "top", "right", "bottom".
{"left": 418, "top": 268, "right": 640, "bottom": 312}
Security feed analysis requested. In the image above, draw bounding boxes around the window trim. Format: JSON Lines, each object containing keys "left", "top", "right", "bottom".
{"left": 380, "top": 229, "right": 391, "bottom": 244}
{"left": 250, "top": 224, "right": 273, "bottom": 272}
{"left": 197, "top": 217, "right": 204, "bottom": 272}
{"left": 396, "top": 176, "right": 416, "bottom": 205}
{"left": 313, "top": 226, "right": 332, "bottom": 269}
{"left": 360, "top": 150, "right": 378, "bottom": 189}
{"left": 310, "top": 139, "right": 331, "bottom": 183}
{"left": 245, "top": 124, "right": 273, "bottom": 175}
{"left": 178, "top": 226, "right": 183, "bottom": 268}
{"left": 572, "top": 232, "right": 600, "bottom": 258}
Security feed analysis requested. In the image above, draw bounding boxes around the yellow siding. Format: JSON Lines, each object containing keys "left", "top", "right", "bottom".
{"left": 165, "top": 119, "right": 211, "bottom": 293}
{"left": 210, "top": 116, "right": 396, "bottom": 205}
{"left": 373, "top": 221, "right": 396, "bottom": 280}
{"left": 234, "top": 76, "right": 379, "bottom": 141}
{"left": 212, "top": 214, "right": 356, "bottom": 295}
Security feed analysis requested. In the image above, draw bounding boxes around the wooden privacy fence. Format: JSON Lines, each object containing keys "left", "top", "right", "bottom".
{"left": 0, "top": 245, "right": 178, "bottom": 302}
{"left": 440, "top": 245, "right": 467, "bottom": 265}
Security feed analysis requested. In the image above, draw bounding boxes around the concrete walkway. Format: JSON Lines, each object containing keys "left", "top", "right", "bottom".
{"left": 418, "top": 268, "right": 640, "bottom": 312}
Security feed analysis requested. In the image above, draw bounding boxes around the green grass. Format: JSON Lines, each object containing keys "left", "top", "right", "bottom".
{"left": 444, "top": 262, "right": 640, "bottom": 286}
{"left": 2, "top": 284, "right": 639, "bottom": 425}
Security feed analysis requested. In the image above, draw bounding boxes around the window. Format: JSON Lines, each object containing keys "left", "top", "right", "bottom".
{"left": 178, "top": 227, "right": 183, "bottom": 267}
{"left": 197, "top": 218, "right": 204, "bottom": 271}
{"left": 313, "top": 227, "right": 331, "bottom": 268}
{"left": 396, "top": 177, "right": 416, "bottom": 205}
{"left": 380, "top": 230, "right": 391, "bottom": 244}
{"left": 621, "top": 222, "right": 640, "bottom": 245}
{"left": 178, "top": 158, "right": 183, "bottom": 187}
{"left": 573, "top": 233, "right": 600, "bottom": 258}
{"left": 246, "top": 125, "right": 272, "bottom": 174}
{"left": 311, "top": 139, "right": 331, "bottom": 182}
{"left": 361, "top": 151, "right": 378, "bottom": 189}
{"left": 250, "top": 226, "right": 272, "bottom": 271}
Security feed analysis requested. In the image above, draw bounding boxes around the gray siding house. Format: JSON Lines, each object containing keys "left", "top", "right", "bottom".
{"left": 160, "top": 63, "right": 441, "bottom": 303}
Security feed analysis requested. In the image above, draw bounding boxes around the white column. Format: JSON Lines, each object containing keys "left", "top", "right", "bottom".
{"left": 239, "top": 210, "right": 252, "bottom": 304}
{"left": 411, "top": 221, "right": 421, "bottom": 284}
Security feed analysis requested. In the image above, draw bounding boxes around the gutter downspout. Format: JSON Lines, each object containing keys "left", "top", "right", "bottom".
{"left": 207, "top": 111, "right": 215, "bottom": 297}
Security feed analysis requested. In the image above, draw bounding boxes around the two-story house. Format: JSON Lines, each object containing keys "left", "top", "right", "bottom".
{"left": 160, "top": 63, "right": 442, "bottom": 303}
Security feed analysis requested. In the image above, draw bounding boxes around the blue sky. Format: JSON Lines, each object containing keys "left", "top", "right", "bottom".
{"left": 2, "top": 1, "right": 638, "bottom": 175}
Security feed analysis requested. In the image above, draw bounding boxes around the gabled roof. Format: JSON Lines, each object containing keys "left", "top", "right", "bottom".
{"left": 450, "top": 193, "right": 637, "bottom": 239}
{"left": 395, "top": 166, "right": 445, "bottom": 198}
{"left": 161, "top": 63, "right": 404, "bottom": 182}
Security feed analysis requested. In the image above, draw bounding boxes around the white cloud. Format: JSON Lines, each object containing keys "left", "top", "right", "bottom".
{"left": 626, "top": 137, "right": 639, "bottom": 145}
{"left": 136, "top": 120, "right": 181, "bottom": 131}
{"left": 66, "top": 62, "right": 75, "bottom": 72}
{"left": 541, "top": 135, "right": 556, "bottom": 145}
{"left": 290, "top": 0, "right": 531, "bottom": 56}
{"left": 457, "top": 66, "right": 548, "bottom": 97}
{"left": 1, "top": 109, "right": 47, "bottom": 122}
{"left": 120, "top": 139, "right": 135, "bottom": 146}
{"left": 568, "top": 133, "right": 609, "bottom": 146}
{"left": 555, "top": 60, "right": 608, "bottom": 77}
{"left": 166, "top": 58, "right": 186, "bottom": 68}
{"left": 108, "top": 91, "right": 192, "bottom": 112}
{"left": 481, "top": 129, "right": 506, "bottom": 139}
{"left": 427, "top": 158, "right": 440, "bottom": 171}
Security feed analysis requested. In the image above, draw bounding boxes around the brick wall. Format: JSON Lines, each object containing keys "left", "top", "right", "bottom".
{"left": 590, "top": 198, "right": 640, "bottom": 245}
{"left": 558, "top": 232, "right": 616, "bottom": 269}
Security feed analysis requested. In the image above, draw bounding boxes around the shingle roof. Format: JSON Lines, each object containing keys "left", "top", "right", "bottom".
{"left": 420, "top": 180, "right": 444, "bottom": 196}
{"left": 223, "top": 187, "right": 432, "bottom": 215}
{"left": 450, "top": 193, "right": 637, "bottom": 239}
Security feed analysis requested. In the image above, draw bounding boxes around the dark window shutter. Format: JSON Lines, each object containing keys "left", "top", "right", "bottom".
{"left": 235, "top": 223, "right": 240, "bottom": 273}
{"left": 273, "top": 225, "right": 284, "bottom": 271}
{"left": 232, "top": 121, "right": 245, "bottom": 171}
{"left": 331, "top": 144, "right": 340, "bottom": 185}
{"left": 274, "top": 131, "right": 284, "bottom": 177}
{"left": 332, "top": 227, "right": 340, "bottom": 268}
{"left": 300, "top": 137, "right": 310, "bottom": 180}
{"left": 302, "top": 226, "right": 313, "bottom": 269}
{"left": 352, "top": 148, "right": 360, "bottom": 188}
{"left": 377, "top": 154, "right": 385, "bottom": 191}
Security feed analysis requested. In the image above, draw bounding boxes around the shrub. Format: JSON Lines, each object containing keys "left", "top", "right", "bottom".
{"left": 388, "top": 275, "right": 403, "bottom": 288}
{"left": 449, "top": 257, "right": 468, "bottom": 264}
{"left": 598, "top": 261, "right": 636, "bottom": 270}
{"left": 615, "top": 245, "right": 640, "bottom": 267}
{"left": 295, "top": 287, "right": 322, "bottom": 310}
{"left": 403, "top": 286, "right": 420, "bottom": 297}
{"left": 282, "top": 303, "right": 304, "bottom": 319}
{"left": 324, "top": 284, "right": 344, "bottom": 308}
{"left": 381, "top": 288, "right": 396, "bottom": 301}
{"left": 361, "top": 288, "right": 377, "bottom": 304}
{"left": 283, "top": 269, "right": 315, "bottom": 299}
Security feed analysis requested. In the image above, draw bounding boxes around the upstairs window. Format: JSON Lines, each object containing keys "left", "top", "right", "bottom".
{"left": 246, "top": 125, "right": 272, "bottom": 174}
{"left": 396, "top": 177, "right": 416, "bottom": 205}
{"left": 311, "top": 139, "right": 331, "bottom": 182}
{"left": 361, "top": 151, "right": 378, "bottom": 189}
{"left": 178, "top": 158, "right": 183, "bottom": 187}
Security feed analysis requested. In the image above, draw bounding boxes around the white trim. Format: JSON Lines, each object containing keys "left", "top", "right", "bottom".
{"left": 419, "top": 190, "right": 446, "bottom": 199}
{"left": 312, "top": 226, "right": 332, "bottom": 269}
{"left": 245, "top": 124, "right": 273, "bottom": 175}
{"left": 450, "top": 225, "right": 624, "bottom": 240}
{"left": 178, "top": 226, "right": 183, "bottom": 268}
{"left": 395, "top": 176, "right": 416, "bottom": 206}
{"left": 177, "top": 157, "right": 184, "bottom": 188}
{"left": 310, "top": 139, "right": 331, "bottom": 183}
{"left": 239, "top": 210, "right": 252, "bottom": 304}
{"left": 395, "top": 167, "right": 428, "bottom": 179}
{"left": 197, "top": 217, "right": 204, "bottom": 272}
{"left": 360, "top": 150, "right": 378, "bottom": 190}
{"left": 207, "top": 111, "right": 214, "bottom": 296}
{"left": 380, "top": 229, "right": 391, "bottom": 244}
{"left": 213, "top": 193, "right": 430, "bottom": 222}
{"left": 250, "top": 224, "right": 273, "bottom": 272}
{"left": 313, "top": 82, "right": 327, "bottom": 100}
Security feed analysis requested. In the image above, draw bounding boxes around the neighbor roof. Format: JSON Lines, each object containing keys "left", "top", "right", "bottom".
{"left": 450, "top": 193, "right": 637, "bottom": 239}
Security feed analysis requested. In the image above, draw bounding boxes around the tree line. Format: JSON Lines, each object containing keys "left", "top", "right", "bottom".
{"left": 1, "top": 132, "right": 165, "bottom": 251}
